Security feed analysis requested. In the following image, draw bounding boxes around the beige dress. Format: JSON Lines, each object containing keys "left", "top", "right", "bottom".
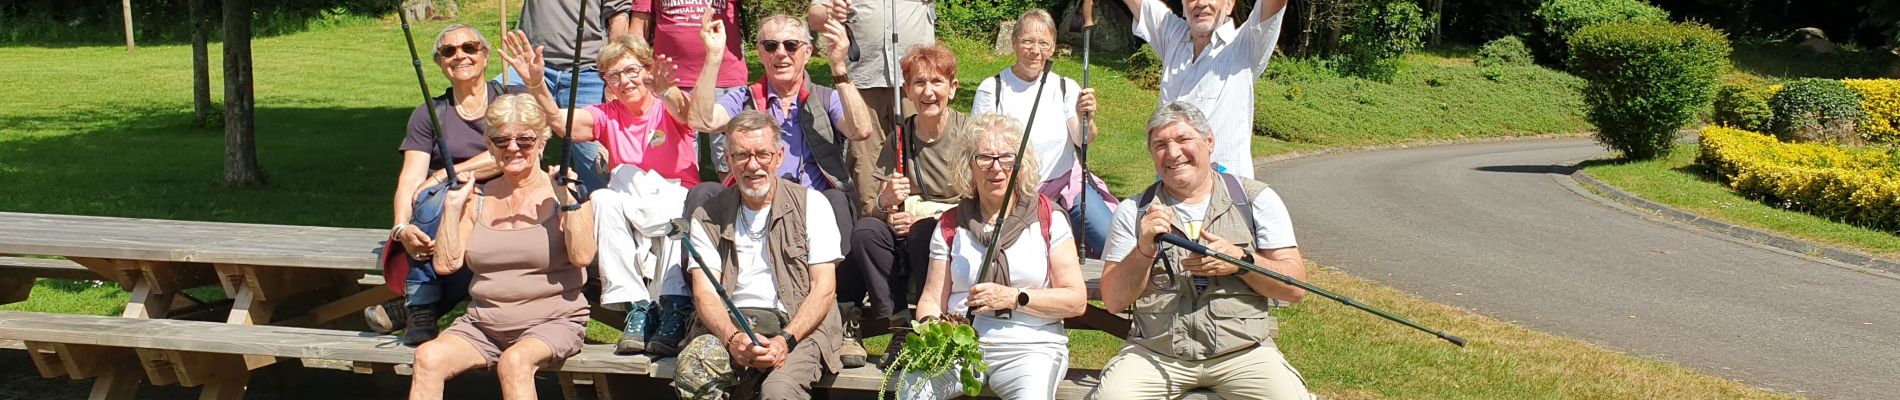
{"left": 440, "top": 194, "right": 591, "bottom": 364}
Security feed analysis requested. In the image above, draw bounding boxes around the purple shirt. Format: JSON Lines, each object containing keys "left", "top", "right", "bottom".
{"left": 717, "top": 80, "right": 848, "bottom": 190}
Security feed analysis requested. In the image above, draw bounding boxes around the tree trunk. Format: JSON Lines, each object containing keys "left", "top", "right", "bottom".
{"left": 222, "top": 0, "right": 263, "bottom": 187}
{"left": 1299, "top": 0, "right": 1318, "bottom": 57}
{"left": 191, "top": 0, "right": 214, "bottom": 127}
{"left": 121, "top": 0, "right": 136, "bottom": 51}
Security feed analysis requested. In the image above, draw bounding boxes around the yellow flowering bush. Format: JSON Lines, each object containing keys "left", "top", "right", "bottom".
{"left": 1845, "top": 79, "right": 1900, "bottom": 144}
{"left": 1697, "top": 126, "right": 1900, "bottom": 233}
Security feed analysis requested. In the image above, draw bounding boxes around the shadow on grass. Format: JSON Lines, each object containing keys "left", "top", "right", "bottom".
{"left": 1729, "top": 41, "right": 1889, "bottom": 80}
{"left": 0, "top": 104, "right": 412, "bottom": 228}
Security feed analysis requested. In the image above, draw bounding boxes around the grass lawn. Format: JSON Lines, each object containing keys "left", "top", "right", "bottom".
{"left": 0, "top": 5, "right": 1798, "bottom": 399}
{"left": 1580, "top": 144, "right": 1900, "bottom": 259}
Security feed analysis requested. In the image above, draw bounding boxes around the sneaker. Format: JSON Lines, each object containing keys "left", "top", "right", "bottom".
{"left": 647, "top": 295, "right": 695, "bottom": 356}
{"left": 401, "top": 305, "right": 438, "bottom": 347}
{"left": 838, "top": 303, "right": 868, "bottom": 368}
{"left": 363, "top": 300, "right": 407, "bottom": 334}
{"left": 615, "top": 300, "right": 654, "bottom": 355}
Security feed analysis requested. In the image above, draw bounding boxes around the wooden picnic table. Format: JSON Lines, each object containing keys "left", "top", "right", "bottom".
{"left": 0, "top": 211, "right": 397, "bottom": 399}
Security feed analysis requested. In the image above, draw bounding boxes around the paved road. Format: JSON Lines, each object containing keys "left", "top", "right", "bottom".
{"left": 1257, "top": 138, "right": 1900, "bottom": 399}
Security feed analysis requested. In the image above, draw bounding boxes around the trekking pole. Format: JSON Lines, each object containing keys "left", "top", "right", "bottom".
{"left": 673, "top": 219, "right": 766, "bottom": 348}
{"left": 499, "top": 0, "right": 509, "bottom": 86}
{"left": 1075, "top": 0, "right": 1096, "bottom": 258}
{"left": 554, "top": 0, "right": 590, "bottom": 211}
{"left": 1153, "top": 233, "right": 1468, "bottom": 347}
{"left": 397, "top": 3, "right": 461, "bottom": 190}
{"left": 968, "top": 59, "right": 1055, "bottom": 321}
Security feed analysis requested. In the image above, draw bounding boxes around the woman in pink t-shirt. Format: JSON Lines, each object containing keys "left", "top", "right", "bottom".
{"left": 501, "top": 31, "right": 704, "bottom": 357}
{"left": 501, "top": 31, "right": 699, "bottom": 186}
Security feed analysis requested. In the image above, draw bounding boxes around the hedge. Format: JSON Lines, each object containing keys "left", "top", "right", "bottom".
{"left": 1697, "top": 126, "right": 1900, "bottom": 233}
{"left": 1568, "top": 21, "right": 1730, "bottom": 160}
{"left": 1845, "top": 79, "right": 1900, "bottom": 143}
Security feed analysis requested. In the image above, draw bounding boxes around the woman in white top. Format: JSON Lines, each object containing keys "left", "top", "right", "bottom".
{"left": 904, "top": 113, "right": 1089, "bottom": 399}
{"left": 971, "top": 8, "right": 1116, "bottom": 260}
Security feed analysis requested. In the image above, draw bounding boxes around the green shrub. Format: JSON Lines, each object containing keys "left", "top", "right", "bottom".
{"left": 1476, "top": 36, "right": 1534, "bottom": 68}
{"left": 1127, "top": 45, "right": 1162, "bottom": 90}
{"left": 1844, "top": 79, "right": 1900, "bottom": 144}
{"left": 1769, "top": 78, "right": 1866, "bottom": 144}
{"left": 935, "top": 0, "right": 1057, "bottom": 42}
{"left": 1335, "top": 0, "right": 1432, "bottom": 82}
{"left": 1533, "top": 0, "right": 1670, "bottom": 65}
{"left": 1568, "top": 21, "right": 1730, "bottom": 160}
{"left": 1711, "top": 79, "right": 1777, "bottom": 132}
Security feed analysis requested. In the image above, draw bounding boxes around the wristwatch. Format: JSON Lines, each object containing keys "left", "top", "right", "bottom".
{"left": 1016, "top": 290, "right": 1030, "bottom": 307}
{"left": 1236, "top": 253, "right": 1256, "bottom": 276}
{"left": 783, "top": 332, "right": 799, "bottom": 351}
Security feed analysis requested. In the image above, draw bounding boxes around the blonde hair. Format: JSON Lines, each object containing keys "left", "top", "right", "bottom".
{"left": 484, "top": 94, "right": 551, "bottom": 140}
{"left": 950, "top": 113, "right": 1042, "bottom": 200}
{"left": 597, "top": 34, "right": 655, "bottom": 71}
{"left": 1011, "top": 9, "right": 1057, "bottom": 42}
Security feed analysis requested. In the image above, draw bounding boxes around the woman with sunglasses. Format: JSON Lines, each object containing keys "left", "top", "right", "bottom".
{"left": 903, "top": 114, "right": 1088, "bottom": 399}
{"left": 970, "top": 9, "right": 1117, "bottom": 261}
{"left": 409, "top": 93, "right": 597, "bottom": 400}
{"left": 385, "top": 23, "right": 525, "bottom": 346}
{"left": 501, "top": 31, "right": 703, "bottom": 356}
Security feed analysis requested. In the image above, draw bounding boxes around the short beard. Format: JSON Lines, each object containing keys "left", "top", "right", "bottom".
{"left": 741, "top": 184, "right": 770, "bottom": 199}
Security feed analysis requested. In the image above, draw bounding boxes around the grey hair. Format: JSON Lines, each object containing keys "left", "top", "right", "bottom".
{"left": 433, "top": 23, "right": 489, "bottom": 62}
{"left": 1011, "top": 9, "right": 1057, "bottom": 41}
{"left": 757, "top": 14, "right": 812, "bottom": 41}
{"left": 950, "top": 113, "right": 1042, "bottom": 200}
{"left": 1146, "top": 101, "right": 1214, "bottom": 140}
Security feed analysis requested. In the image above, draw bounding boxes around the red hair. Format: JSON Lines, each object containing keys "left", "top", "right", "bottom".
{"left": 899, "top": 44, "right": 959, "bottom": 84}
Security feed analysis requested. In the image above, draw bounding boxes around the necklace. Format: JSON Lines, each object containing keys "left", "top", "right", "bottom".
{"left": 737, "top": 207, "right": 767, "bottom": 240}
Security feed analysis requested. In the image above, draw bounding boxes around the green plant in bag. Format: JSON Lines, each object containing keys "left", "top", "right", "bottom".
{"left": 877, "top": 316, "right": 989, "bottom": 398}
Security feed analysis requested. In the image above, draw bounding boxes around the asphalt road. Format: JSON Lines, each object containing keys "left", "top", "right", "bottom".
{"left": 1256, "top": 138, "right": 1900, "bottom": 399}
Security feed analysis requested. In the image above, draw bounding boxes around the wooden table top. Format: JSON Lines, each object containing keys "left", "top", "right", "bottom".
{"left": 0, "top": 212, "right": 387, "bottom": 271}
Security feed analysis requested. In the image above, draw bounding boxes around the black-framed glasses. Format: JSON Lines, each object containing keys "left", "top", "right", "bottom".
{"left": 436, "top": 41, "right": 485, "bottom": 58}
{"left": 488, "top": 136, "right": 538, "bottom": 149}
{"left": 726, "top": 150, "right": 780, "bottom": 166}
{"left": 758, "top": 39, "right": 806, "bottom": 54}
{"left": 972, "top": 153, "right": 1018, "bottom": 169}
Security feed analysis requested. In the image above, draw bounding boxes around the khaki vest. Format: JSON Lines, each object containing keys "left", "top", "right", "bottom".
{"left": 740, "top": 82, "right": 854, "bottom": 196}
{"left": 689, "top": 179, "right": 846, "bottom": 373}
{"left": 1128, "top": 176, "right": 1280, "bottom": 361}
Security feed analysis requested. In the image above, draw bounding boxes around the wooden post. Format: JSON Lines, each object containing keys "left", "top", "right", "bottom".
{"left": 223, "top": 0, "right": 264, "bottom": 187}
{"left": 191, "top": 0, "right": 214, "bottom": 127}
{"left": 121, "top": 0, "right": 136, "bottom": 51}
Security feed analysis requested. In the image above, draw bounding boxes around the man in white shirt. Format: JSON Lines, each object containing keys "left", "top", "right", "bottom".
{"left": 1120, "top": 0, "right": 1289, "bottom": 179}
{"left": 673, "top": 111, "right": 846, "bottom": 399}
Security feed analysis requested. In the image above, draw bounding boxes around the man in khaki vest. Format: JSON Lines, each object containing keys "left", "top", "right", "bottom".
{"left": 673, "top": 111, "right": 846, "bottom": 399}
{"left": 1093, "top": 102, "right": 1315, "bottom": 400}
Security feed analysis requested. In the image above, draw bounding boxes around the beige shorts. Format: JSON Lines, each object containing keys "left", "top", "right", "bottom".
{"left": 1091, "top": 343, "right": 1313, "bottom": 400}
{"left": 441, "top": 314, "right": 589, "bottom": 366}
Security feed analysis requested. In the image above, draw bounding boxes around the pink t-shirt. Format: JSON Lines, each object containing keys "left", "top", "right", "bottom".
{"left": 585, "top": 98, "right": 700, "bottom": 186}
{"left": 636, "top": 0, "right": 748, "bottom": 89}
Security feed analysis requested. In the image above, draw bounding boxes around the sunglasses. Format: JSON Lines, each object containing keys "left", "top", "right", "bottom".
{"left": 488, "top": 136, "right": 538, "bottom": 149}
{"left": 437, "top": 41, "right": 485, "bottom": 58}
{"left": 757, "top": 39, "right": 806, "bottom": 54}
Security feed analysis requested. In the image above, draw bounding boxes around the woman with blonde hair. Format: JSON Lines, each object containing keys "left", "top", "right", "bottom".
{"left": 904, "top": 114, "right": 1089, "bottom": 399}
{"left": 501, "top": 31, "right": 701, "bottom": 355}
{"left": 409, "top": 94, "right": 597, "bottom": 400}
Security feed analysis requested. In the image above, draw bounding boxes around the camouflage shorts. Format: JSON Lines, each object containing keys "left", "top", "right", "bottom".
{"left": 673, "top": 309, "right": 786, "bottom": 399}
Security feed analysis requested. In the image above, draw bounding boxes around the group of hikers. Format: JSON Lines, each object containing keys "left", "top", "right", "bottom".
{"left": 380, "top": 0, "right": 1314, "bottom": 398}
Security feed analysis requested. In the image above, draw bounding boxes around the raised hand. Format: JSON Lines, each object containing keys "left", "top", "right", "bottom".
{"left": 700, "top": 7, "right": 726, "bottom": 55}
{"left": 649, "top": 54, "right": 681, "bottom": 95}
{"left": 820, "top": 17, "right": 850, "bottom": 72}
{"left": 833, "top": 0, "right": 857, "bottom": 22}
{"left": 500, "top": 30, "right": 547, "bottom": 88}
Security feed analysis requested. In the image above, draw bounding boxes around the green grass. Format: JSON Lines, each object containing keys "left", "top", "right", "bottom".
{"left": 0, "top": 4, "right": 1797, "bottom": 399}
{"left": 1581, "top": 144, "right": 1900, "bottom": 259}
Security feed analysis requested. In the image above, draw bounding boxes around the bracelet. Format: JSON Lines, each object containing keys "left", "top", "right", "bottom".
{"left": 389, "top": 223, "right": 410, "bottom": 238}
{"left": 1137, "top": 244, "right": 1158, "bottom": 259}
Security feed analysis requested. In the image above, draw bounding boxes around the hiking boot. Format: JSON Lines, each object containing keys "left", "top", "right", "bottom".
{"left": 363, "top": 299, "right": 407, "bottom": 334}
{"left": 615, "top": 300, "right": 655, "bottom": 355}
{"left": 838, "top": 303, "right": 868, "bottom": 368}
{"left": 401, "top": 305, "right": 438, "bottom": 347}
{"left": 647, "top": 295, "right": 695, "bottom": 356}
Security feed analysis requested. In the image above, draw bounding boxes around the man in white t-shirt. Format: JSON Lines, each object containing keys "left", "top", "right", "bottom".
{"left": 1120, "top": 0, "right": 1289, "bottom": 179}
{"left": 1094, "top": 102, "right": 1313, "bottom": 399}
{"left": 674, "top": 111, "right": 846, "bottom": 399}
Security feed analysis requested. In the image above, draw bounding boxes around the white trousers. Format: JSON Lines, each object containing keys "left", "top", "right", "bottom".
{"left": 593, "top": 166, "right": 692, "bottom": 308}
{"left": 896, "top": 341, "right": 1069, "bottom": 400}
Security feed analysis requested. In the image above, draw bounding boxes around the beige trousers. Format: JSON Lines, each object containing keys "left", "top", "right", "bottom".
{"left": 1090, "top": 343, "right": 1314, "bottom": 400}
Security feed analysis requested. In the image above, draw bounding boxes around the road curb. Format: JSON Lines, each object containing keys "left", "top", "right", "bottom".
{"left": 1567, "top": 168, "right": 1900, "bottom": 275}
{"left": 1251, "top": 132, "right": 1592, "bottom": 168}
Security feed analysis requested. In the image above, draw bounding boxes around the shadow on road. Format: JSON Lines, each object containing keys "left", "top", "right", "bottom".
{"left": 1472, "top": 164, "right": 1577, "bottom": 174}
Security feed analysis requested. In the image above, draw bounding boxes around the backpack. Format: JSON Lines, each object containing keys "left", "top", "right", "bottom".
{"left": 938, "top": 195, "right": 1056, "bottom": 252}
{"left": 1136, "top": 173, "right": 1259, "bottom": 239}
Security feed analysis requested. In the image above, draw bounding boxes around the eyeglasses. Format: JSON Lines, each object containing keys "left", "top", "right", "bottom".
{"left": 1017, "top": 38, "right": 1054, "bottom": 50}
{"left": 488, "top": 136, "right": 538, "bottom": 149}
{"left": 758, "top": 39, "right": 806, "bottom": 54}
{"left": 603, "top": 64, "right": 647, "bottom": 83}
{"left": 726, "top": 150, "right": 780, "bottom": 166}
{"left": 436, "top": 41, "right": 485, "bottom": 58}
{"left": 972, "top": 153, "right": 1018, "bottom": 169}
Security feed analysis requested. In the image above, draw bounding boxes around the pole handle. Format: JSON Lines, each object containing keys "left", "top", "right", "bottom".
{"left": 1082, "top": 0, "right": 1095, "bottom": 28}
